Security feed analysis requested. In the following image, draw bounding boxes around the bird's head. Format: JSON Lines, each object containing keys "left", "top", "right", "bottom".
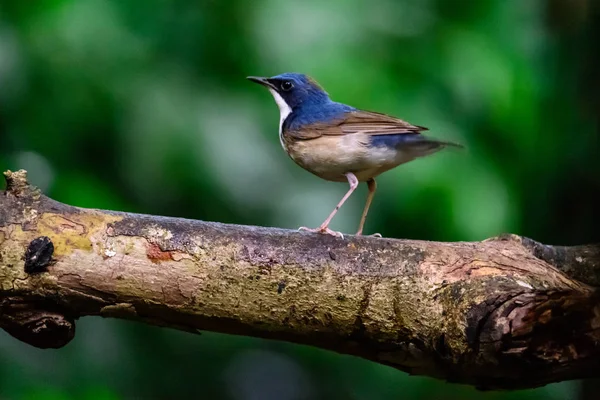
{"left": 247, "top": 73, "right": 330, "bottom": 113}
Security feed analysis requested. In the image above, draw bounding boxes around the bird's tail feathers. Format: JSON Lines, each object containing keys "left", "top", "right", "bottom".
{"left": 403, "top": 134, "right": 464, "bottom": 156}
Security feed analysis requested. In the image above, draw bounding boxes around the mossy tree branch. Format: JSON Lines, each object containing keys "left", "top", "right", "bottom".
{"left": 1, "top": 169, "right": 599, "bottom": 390}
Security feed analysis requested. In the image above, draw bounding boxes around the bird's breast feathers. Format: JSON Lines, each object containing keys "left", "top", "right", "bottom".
{"left": 285, "top": 133, "right": 411, "bottom": 182}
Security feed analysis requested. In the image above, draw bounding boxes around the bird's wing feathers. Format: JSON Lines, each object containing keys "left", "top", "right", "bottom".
{"left": 287, "top": 110, "right": 427, "bottom": 140}
{"left": 338, "top": 110, "right": 427, "bottom": 135}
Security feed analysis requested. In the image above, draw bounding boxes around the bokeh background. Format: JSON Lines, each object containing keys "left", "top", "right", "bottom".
{"left": 1, "top": 0, "right": 598, "bottom": 399}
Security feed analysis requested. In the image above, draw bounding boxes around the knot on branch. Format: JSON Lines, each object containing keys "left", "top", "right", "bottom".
{"left": 24, "top": 236, "right": 55, "bottom": 274}
{"left": 463, "top": 288, "right": 600, "bottom": 389}
{"left": 0, "top": 298, "right": 75, "bottom": 349}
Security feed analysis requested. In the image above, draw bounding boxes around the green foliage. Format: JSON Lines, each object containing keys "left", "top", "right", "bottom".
{"left": 0, "top": 0, "right": 597, "bottom": 398}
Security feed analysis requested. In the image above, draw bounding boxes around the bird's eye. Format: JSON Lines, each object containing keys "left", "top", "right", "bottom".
{"left": 280, "top": 81, "right": 294, "bottom": 92}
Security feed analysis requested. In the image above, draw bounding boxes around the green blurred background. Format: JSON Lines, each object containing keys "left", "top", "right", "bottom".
{"left": 0, "top": 0, "right": 598, "bottom": 399}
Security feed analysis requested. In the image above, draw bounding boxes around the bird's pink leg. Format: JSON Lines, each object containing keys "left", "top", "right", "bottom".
{"left": 356, "top": 178, "right": 381, "bottom": 237}
{"left": 299, "top": 172, "right": 359, "bottom": 238}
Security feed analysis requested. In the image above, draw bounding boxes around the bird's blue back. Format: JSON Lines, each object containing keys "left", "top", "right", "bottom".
{"left": 283, "top": 100, "right": 355, "bottom": 131}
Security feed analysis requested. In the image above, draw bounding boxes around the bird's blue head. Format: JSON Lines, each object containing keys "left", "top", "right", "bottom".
{"left": 247, "top": 73, "right": 330, "bottom": 112}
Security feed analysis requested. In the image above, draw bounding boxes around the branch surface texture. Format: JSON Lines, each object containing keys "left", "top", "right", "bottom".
{"left": 1, "top": 170, "right": 599, "bottom": 390}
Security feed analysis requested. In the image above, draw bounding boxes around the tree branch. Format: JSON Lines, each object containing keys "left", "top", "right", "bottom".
{"left": 1, "top": 169, "right": 599, "bottom": 390}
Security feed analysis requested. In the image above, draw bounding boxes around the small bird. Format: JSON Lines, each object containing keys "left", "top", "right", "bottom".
{"left": 248, "top": 73, "right": 461, "bottom": 238}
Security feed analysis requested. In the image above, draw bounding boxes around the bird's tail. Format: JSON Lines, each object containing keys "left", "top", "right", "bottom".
{"left": 403, "top": 134, "right": 464, "bottom": 157}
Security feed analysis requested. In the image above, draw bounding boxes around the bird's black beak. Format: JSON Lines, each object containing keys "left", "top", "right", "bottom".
{"left": 247, "top": 76, "right": 275, "bottom": 89}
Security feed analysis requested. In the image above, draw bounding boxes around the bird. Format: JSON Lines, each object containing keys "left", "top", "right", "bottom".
{"left": 247, "top": 72, "right": 462, "bottom": 238}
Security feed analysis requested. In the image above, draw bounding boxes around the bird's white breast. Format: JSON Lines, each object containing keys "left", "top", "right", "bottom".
{"left": 267, "top": 88, "right": 292, "bottom": 149}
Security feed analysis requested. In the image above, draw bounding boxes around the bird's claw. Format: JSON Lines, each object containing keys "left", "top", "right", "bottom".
{"left": 355, "top": 232, "right": 382, "bottom": 238}
{"left": 298, "top": 226, "right": 344, "bottom": 239}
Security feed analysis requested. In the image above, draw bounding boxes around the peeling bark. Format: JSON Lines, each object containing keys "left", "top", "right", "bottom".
{"left": 0, "top": 169, "right": 599, "bottom": 390}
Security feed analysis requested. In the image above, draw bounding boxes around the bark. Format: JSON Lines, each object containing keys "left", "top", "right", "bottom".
{"left": 1, "top": 169, "right": 599, "bottom": 390}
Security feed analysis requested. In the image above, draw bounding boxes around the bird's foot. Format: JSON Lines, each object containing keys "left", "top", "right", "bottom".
{"left": 298, "top": 226, "right": 344, "bottom": 239}
{"left": 355, "top": 231, "right": 382, "bottom": 238}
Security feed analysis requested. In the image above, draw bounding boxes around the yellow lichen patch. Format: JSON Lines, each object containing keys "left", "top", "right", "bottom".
{"left": 37, "top": 212, "right": 122, "bottom": 257}
{"left": 123, "top": 241, "right": 136, "bottom": 255}
{"left": 0, "top": 229, "right": 28, "bottom": 288}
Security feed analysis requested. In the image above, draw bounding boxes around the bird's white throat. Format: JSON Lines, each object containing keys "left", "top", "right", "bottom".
{"left": 267, "top": 88, "right": 292, "bottom": 149}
